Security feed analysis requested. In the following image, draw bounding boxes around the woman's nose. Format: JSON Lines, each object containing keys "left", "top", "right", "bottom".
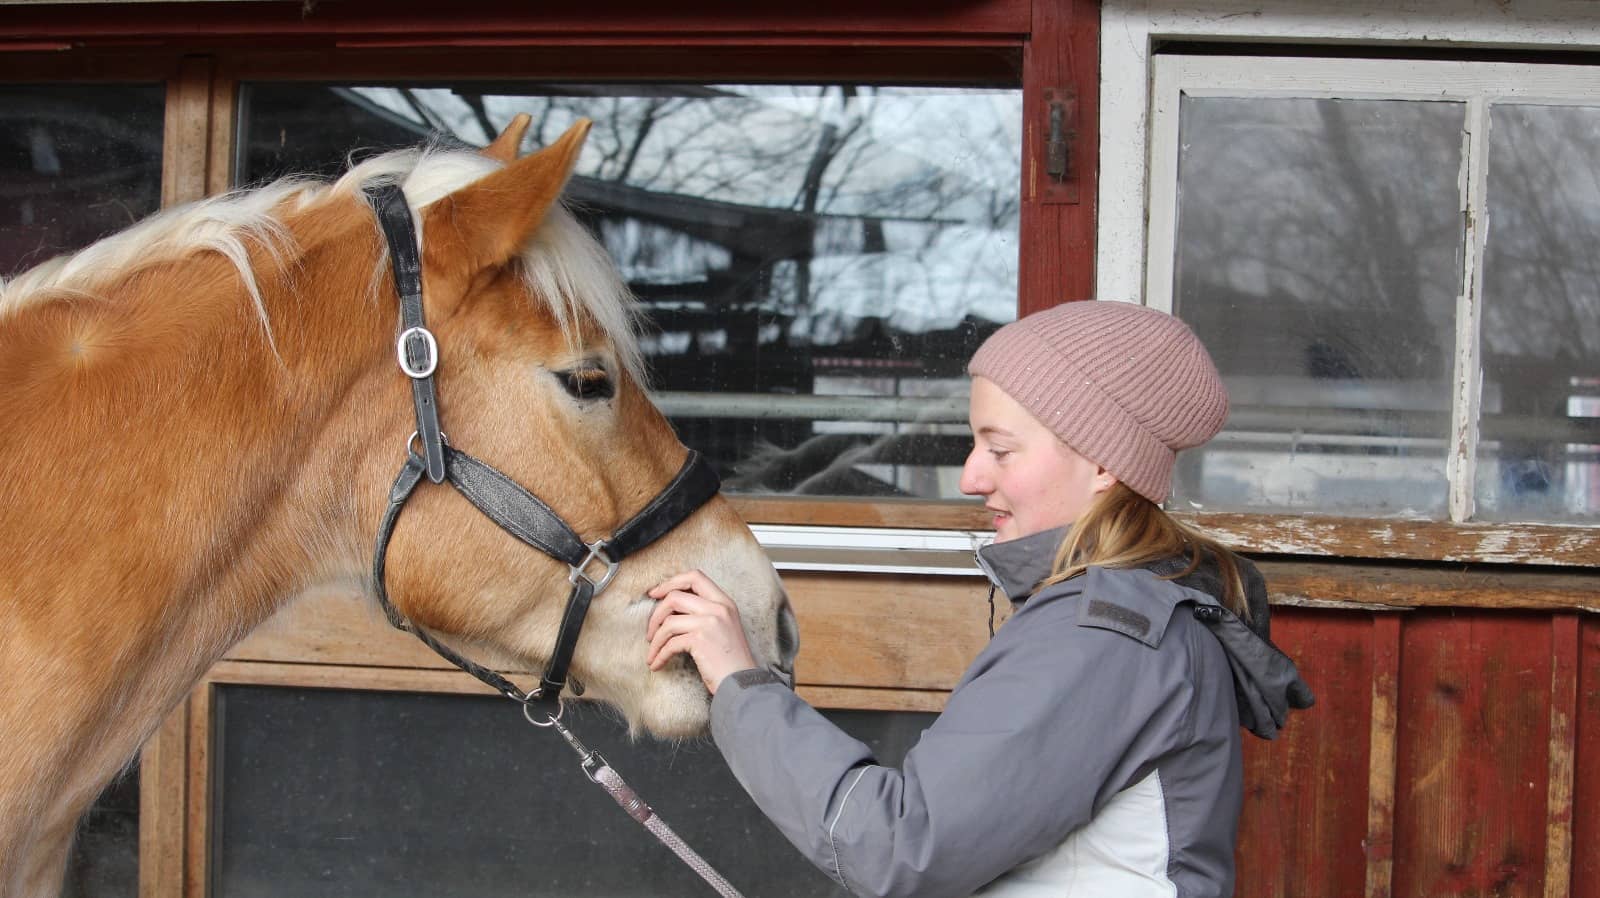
{"left": 958, "top": 449, "right": 988, "bottom": 496}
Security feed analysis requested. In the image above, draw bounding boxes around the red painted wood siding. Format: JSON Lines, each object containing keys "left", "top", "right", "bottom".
{"left": 1233, "top": 609, "right": 1596, "bottom": 898}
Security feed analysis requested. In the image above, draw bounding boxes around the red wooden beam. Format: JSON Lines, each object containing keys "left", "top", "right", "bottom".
{"left": 4, "top": 0, "right": 1031, "bottom": 47}
{"left": 1019, "top": 0, "right": 1098, "bottom": 314}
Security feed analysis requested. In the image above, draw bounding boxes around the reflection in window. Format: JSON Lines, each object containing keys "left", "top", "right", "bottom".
{"left": 0, "top": 84, "right": 164, "bottom": 278}
{"left": 1478, "top": 104, "right": 1600, "bottom": 523}
{"left": 238, "top": 83, "right": 1021, "bottom": 500}
{"left": 1170, "top": 97, "right": 1464, "bottom": 517}
{"left": 212, "top": 686, "right": 936, "bottom": 898}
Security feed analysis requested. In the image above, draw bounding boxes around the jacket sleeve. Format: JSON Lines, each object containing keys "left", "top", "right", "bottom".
{"left": 709, "top": 619, "right": 1196, "bottom": 898}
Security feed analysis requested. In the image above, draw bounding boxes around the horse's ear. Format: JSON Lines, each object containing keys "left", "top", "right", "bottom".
{"left": 420, "top": 118, "right": 592, "bottom": 282}
{"left": 482, "top": 113, "right": 533, "bottom": 162}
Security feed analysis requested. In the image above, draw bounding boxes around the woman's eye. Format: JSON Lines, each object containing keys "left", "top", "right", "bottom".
{"left": 558, "top": 368, "right": 614, "bottom": 401}
{"left": 990, "top": 449, "right": 1012, "bottom": 461}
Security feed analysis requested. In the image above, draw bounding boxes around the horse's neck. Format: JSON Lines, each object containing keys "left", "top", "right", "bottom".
{"left": 0, "top": 252, "right": 388, "bottom": 812}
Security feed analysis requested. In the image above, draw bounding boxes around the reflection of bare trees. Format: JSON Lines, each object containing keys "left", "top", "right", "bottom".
{"left": 1170, "top": 94, "right": 1599, "bottom": 519}
{"left": 1481, "top": 104, "right": 1600, "bottom": 363}
{"left": 1174, "top": 97, "right": 1463, "bottom": 385}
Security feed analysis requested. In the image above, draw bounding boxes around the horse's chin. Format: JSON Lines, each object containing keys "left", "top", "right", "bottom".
{"left": 629, "top": 668, "right": 714, "bottom": 740}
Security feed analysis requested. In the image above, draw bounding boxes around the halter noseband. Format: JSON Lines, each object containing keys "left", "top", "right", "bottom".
{"left": 364, "top": 181, "right": 721, "bottom": 711}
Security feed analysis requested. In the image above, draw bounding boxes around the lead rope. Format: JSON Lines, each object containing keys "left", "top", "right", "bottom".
{"left": 527, "top": 704, "right": 748, "bottom": 898}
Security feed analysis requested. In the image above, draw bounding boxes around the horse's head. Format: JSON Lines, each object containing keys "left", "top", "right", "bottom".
{"left": 322, "top": 119, "right": 796, "bottom": 738}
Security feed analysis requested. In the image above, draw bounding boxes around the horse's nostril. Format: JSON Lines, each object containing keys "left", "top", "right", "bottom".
{"left": 775, "top": 598, "right": 800, "bottom": 669}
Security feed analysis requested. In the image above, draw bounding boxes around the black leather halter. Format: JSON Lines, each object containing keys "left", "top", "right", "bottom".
{"left": 364, "top": 181, "right": 722, "bottom": 711}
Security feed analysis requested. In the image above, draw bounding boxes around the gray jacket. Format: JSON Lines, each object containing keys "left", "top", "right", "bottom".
{"left": 711, "top": 527, "right": 1313, "bottom": 897}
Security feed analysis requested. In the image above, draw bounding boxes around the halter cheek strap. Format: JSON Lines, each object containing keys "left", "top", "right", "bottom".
{"left": 370, "top": 182, "right": 446, "bottom": 484}
{"left": 363, "top": 181, "right": 723, "bottom": 711}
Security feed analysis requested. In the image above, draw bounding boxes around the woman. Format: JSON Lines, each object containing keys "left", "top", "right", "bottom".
{"left": 647, "top": 300, "right": 1314, "bottom": 898}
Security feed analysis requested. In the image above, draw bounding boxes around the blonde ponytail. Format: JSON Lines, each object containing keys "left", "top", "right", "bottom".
{"left": 1042, "top": 483, "right": 1249, "bottom": 617}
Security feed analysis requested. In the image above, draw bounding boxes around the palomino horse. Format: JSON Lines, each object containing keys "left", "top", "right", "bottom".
{"left": 0, "top": 117, "right": 798, "bottom": 897}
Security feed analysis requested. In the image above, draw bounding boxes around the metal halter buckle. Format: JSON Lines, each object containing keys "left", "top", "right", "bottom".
{"left": 569, "top": 539, "right": 619, "bottom": 595}
{"left": 396, "top": 325, "right": 439, "bottom": 378}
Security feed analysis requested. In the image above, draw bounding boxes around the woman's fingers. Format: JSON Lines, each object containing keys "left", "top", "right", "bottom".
{"left": 648, "top": 569, "right": 733, "bottom": 604}
{"left": 646, "top": 570, "right": 741, "bottom": 638}
{"left": 645, "top": 569, "right": 759, "bottom": 694}
{"left": 646, "top": 587, "right": 722, "bottom": 639}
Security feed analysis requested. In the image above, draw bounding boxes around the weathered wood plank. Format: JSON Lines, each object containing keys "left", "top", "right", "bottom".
{"left": 1192, "top": 515, "right": 1600, "bottom": 569}
{"left": 729, "top": 499, "right": 1600, "bottom": 570}
{"left": 1235, "top": 609, "right": 1375, "bottom": 898}
{"left": 1258, "top": 560, "right": 1600, "bottom": 613}
{"left": 229, "top": 574, "right": 999, "bottom": 693}
{"left": 1573, "top": 618, "right": 1600, "bottom": 898}
{"left": 183, "top": 684, "right": 213, "bottom": 898}
{"left": 784, "top": 571, "right": 994, "bottom": 691}
{"left": 160, "top": 56, "right": 213, "bottom": 209}
{"left": 1394, "top": 612, "right": 1552, "bottom": 898}
{"left": 1544, "top": 614, "right": 1579, "bottom": 898}
{"left": 1367, "top": 614, "right": 1401, "bottom": 898}
{"left": 137, "top": 705, "right": 187, "bottom": 898}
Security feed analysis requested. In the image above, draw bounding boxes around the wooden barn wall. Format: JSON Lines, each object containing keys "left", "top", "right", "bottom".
{"left": 208, "top": 575, "right": 1600, "bottom": 898}
{"left": 1225, "top": 608, "right": 1600, "bottom": 898}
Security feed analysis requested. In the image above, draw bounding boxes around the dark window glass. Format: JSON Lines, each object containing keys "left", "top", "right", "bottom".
{"left": 0, "top": 84, "right": 164, "bottom": 278}
{"left": 62, "top": 770, "right": 139, "bottom": 898}
{"left": 212, "top": 686, "right": 935, "bottom": 897}
{"left": 237, "top": 82, "right": 1021, "bottom": 500}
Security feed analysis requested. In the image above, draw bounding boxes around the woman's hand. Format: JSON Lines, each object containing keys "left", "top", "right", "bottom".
{"left": 646, "top": 569, "right": 759, "bottom": 694}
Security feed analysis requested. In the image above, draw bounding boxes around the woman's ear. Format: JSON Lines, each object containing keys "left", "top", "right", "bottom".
{"left": 1090, "top": 466, "right": 1119, "bottom": 495}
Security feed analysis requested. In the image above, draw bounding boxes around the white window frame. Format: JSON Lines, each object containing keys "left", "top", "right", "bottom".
{"left": 1141, "top": 54, "right": 1600, "bottom": 522}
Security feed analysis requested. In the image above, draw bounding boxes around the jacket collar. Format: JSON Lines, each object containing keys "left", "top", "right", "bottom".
{"left": 974, "top": 525, "right": 1069, "bottom": 604}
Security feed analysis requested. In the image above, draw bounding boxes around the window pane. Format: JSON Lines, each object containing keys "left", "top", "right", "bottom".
{"left": 0, "top": 84, "right": 164, "bottom": 278}
{"left": 62, "top": 772, "right": 139, "bottom": 898}
{"left": 212, "top": 686, "right": 936, "bottom": 897}
{"left": 1476, "top": 103, "right": 1600, "bottom": 522}
{"left": 1170, "top": 96, "right": 1464, "bottom": 516}
{"left": 237, "top": 83, "right": 1020, "bottom": 500}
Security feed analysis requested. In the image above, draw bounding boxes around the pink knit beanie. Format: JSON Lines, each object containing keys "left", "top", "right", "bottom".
{"left": 968, "top": 300, "right": 1228, "bottom": 504}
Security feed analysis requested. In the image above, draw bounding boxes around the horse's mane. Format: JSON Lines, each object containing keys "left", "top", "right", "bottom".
{"left": 0, "top": 144, "right": 643, "bottom": 381}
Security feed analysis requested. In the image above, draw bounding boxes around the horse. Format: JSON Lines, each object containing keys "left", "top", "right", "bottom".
{"left": 0, "top": 116, "right": 798, "bottom": 898}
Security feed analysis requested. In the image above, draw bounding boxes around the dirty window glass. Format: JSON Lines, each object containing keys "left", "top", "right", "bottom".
{"left": 237, "top": 82, "right": 1021, "bottom": 500}
{"left": 1169, "top": 96, "right": 1465, "bottom": 517}
{"left": 211, "top": 686, "right": 935, "bottom": 897}
{"left": 1476, "top": 103, "right": 1600, "bottom": 523}
{"left": 0, "top": 84, "right": 164, "bottom": 278}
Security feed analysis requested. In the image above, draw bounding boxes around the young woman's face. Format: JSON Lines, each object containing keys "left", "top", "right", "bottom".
{"left": 960, "top": 376, "right": 1116, "bottom": 542}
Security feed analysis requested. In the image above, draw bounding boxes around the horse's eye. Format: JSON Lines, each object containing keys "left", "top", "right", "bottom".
{"left": 558, "top": 367, "right": 614, "bottom": 401}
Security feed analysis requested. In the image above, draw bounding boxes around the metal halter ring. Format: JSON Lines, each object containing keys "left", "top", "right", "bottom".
{"left": 569, "top": 539, "right": 620, "bottom": 595}
{"left": 396, "top": 325, "right": 439, "bottom": 378}
{"left": 522, "top": 696, "right": 564, "bottom": 727}
{"left": 405, "top": 430, "right": 448, "bottom": 456}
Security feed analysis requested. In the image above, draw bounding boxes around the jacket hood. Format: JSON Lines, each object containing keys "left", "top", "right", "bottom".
{"left": 975, "top": 529, "right": 1315, "bottom": 740}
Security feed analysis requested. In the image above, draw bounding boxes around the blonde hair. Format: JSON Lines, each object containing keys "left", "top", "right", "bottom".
{"left": 1042, "top": 482, "right": 1249, "bottom": 617}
